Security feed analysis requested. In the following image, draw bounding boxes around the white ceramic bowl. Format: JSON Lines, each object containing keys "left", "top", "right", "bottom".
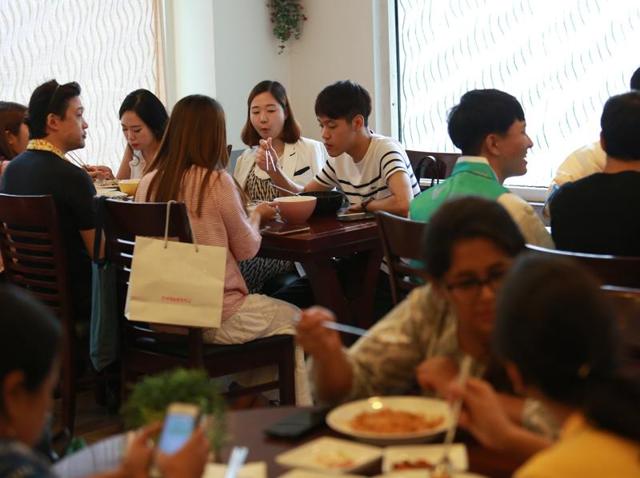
{"left": 273, "top": 196, "right": 317, "bottom": 224}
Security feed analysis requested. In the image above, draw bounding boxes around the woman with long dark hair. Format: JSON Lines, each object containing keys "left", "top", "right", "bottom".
{"left": 0, "top": 101, "right": 28, "bottom": 175}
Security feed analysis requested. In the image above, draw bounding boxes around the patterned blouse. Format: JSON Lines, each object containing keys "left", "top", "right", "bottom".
{"left": 239, "top": 166, "right": 295, "bottom": 293}
{"left": 0, "top": 439, "right": 55, "bottom": 477}
{"left": 311, "top": 285, "right": 559, "bottom": 438}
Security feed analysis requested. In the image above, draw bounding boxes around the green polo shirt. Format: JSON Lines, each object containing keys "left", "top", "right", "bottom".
{"left": 410, "top": 156, "right": 508, "bottom": 222}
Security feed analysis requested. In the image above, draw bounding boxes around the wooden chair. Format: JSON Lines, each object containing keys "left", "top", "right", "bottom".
{"left": 101, "top": 199, "right": 296, "bottom": 404}
{"left": 526, "top": 245, "right": 640, "bottom": 288}
{"left": 376, "top": 211, "right": 429, "bottom": 305}
{"left": 0, "top": 194, "right": 78, "bottom": 433}
{"left": 601, "top": 286, "right": 640, "bottom": 366}
{"left": 406, "top": 150, "right": 461, "bottom": 189}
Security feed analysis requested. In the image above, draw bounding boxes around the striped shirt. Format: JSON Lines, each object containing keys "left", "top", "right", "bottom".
{"left": 315, "top": 135, "right": 420, "bottom": 205}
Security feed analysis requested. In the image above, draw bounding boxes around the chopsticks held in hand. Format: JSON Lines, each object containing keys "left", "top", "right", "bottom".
{"left": 224, "top": 446, "right": 248, "bottom": 478}
{"left": 66, "top": 151, "right": 88, "bottom": 168}
{"left": 293, "top": 314, "right": 369, "bottom": 338}
{"left": 432, "top": 355, "right": 473, "bottom": 477}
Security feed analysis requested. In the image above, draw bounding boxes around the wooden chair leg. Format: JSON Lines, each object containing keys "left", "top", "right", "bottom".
{"left": 278, "top": 340, "right": 296, "bottom": 405}
{"left": 61, "top": 343, "right": 76, "bottom": 434}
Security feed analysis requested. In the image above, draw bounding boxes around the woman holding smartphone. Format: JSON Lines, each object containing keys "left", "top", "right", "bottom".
{"left": 234, "top": 80, "right": 327, "bottom": 293}
{"left": 0, "top": 285, "right": 208, "bottom": 478}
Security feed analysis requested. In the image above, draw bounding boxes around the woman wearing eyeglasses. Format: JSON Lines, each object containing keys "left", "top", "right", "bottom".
{"left": 297, "top": 196, "right": 553, "bottom": 448}
{"left": 452, "top": 255, "right": 640, "bottom": 477}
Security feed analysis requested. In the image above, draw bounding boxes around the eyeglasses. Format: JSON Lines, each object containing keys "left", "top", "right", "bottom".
{"left": 445, "top": 269, "right": 508, "bottom": 302}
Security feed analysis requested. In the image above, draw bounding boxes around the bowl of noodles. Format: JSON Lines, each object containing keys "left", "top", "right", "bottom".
{"left": 326, "top": 396, "right": 452, "bottom": 445}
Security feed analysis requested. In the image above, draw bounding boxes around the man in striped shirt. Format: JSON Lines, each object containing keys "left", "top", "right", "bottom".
{"left": 304, "top": 80, "right": 420, "bottom": 217}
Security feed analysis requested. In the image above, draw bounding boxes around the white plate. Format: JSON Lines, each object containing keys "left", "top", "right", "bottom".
{"left": 96, "top": 189, "right": 128, "bottom": 198}
{"left": 275, "top": 437, "right": 382, "bottom": 474}
{"left": 278, "top": 470, "right": 365, "bottom": 478}
{"left": 326, "top": 396, "right": 451, "bottom": 445}
{"left": 382, "top": 444, "right": 468, "bottom": 473}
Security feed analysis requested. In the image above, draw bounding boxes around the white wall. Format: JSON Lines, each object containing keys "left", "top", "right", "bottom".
{"left": 164, "top": 0, "right": 393, "bottom": 147}
{"left": 288, "top": 0, "right": 394, "bottom": 140}
{"left": 164, "top": 0, "right": 217, "bottom": 104}
{"left": 211, "top": 0, "right": 289, "bottom": 148}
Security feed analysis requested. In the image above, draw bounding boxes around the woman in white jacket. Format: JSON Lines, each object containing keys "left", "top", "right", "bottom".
{"left": 234, "top": 80, "right": 327, "bottom": 293}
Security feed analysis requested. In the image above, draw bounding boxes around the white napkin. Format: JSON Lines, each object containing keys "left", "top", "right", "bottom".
{"left": 202, "top": 461, "right": 267, "bottom": 478}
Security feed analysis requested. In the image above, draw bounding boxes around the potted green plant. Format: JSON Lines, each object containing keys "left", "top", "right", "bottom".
{"left": 268, "top": 0, "right": 307, "bottom": 53}
{"left": 122, "top": 368, "right": 227, "bottom": 458}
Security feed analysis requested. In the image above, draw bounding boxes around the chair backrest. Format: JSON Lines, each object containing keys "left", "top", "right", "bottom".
{"left": 101, "top": 199, "right": 193, "bottom": 319}
{"left": 0, "top": 194, "right": 72, "bottom": 319}
{"left": 601, "top": 286, "right": 640, "bottom": 367}
{"left": 376, "top": 211, "right": 429, "bottom": 304}
{"left": 406, "top": 150, "right": 460, "bottom": 188}
{"left": 526, "top": 244, "right": 640, "bottom": 288}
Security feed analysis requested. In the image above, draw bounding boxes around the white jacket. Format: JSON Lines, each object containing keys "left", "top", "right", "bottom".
{"left": 233, "top": 137, "right": 328, "bottom": 190}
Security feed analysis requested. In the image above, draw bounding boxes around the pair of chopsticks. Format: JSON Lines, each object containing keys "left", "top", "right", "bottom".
{"left": 224, "top": 445, "right": 248, "bottom": 478}
{"left": 265, "top": 148, "right": 276, "bottom": 172}
{"left": 293, "top": 314, "right": 369, "bottom": 338}
{"left": 66, "top": 150, "right": 89, "bottom": 169}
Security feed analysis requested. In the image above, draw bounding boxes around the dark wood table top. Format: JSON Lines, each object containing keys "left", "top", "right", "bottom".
{"left": 259, "top": 216, "right": 379, "bottom": 260}
{"left": 221, "top": 407, "right": 525, "bottom": 477}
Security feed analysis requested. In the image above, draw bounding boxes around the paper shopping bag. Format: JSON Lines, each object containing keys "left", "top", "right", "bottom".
{"left": 127, "top": 236, "right": 226, "bottom": 328}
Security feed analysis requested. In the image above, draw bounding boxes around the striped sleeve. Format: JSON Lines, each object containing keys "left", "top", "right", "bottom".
{"left": 315, "top": 157, "right": 339, "bottom": 188}
{"left": 381, "top": 151, "right": 412, "bottom": 181}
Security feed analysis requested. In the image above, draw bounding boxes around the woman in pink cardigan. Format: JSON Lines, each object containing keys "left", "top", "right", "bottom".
{"left": 136, "top": 95, "right": 310, "bottom": 404}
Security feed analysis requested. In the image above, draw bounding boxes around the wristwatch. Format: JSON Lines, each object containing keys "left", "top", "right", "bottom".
{"left": 361, "top": 197, "right": 374, "bottom": 212}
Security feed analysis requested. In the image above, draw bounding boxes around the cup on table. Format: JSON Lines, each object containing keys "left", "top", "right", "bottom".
{"left": 118, "top": 179, "right": 140, "bottom": 197}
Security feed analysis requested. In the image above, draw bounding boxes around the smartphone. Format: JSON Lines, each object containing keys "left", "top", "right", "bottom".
{"left": 336, "top": 211, "right": 374, "bottom": 221}
{"left": 264, "top": 407, "right": 329, "bottom": 440}
{"left": 157, "top": 403, "right": 201, "bottom": 454}
{"left": 261, "top": 223, "right": 311, "bottom": 235}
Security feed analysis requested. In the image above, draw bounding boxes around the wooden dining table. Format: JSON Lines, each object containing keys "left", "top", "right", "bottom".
{"left": 258, "top": 215, "right": 383, "bottom": 329}
{"left": 221, "top": 406, "right": 525, "bottom": 477}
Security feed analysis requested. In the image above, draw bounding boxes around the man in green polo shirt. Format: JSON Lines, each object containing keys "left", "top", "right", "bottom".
{"left": 410, "top": 89, "right": 553, "bottom": 247}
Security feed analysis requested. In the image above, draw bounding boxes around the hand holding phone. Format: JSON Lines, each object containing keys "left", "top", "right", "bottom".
{"left": 158, "top": 403, "right": 201, "bottom": 454}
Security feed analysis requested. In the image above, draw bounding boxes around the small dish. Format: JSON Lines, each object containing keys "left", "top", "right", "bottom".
{"left": 275, "top": 436, "right": 381, "bottom": 474}
{"left": 203, "top": 461, "right": 266, "bottom": 478}
{"left": 374, "top": 472, "right": 487, "bottom": 478}
{"left": 278, "top": 469, "right": 364, "bottom": 478}
{"left": 382, "top": 444, "right": 468, "bottom": 473}
{"left": 326, "top": 396, "right": 451, "bottom": 445}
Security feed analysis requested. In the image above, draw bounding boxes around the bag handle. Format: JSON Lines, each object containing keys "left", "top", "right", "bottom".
{"left": 164, "top": 200, "right": 199, "bottom": 252}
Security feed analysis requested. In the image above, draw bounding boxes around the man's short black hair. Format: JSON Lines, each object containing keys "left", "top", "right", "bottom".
{"left": 447, "top": 89, "right": 525, "bottom": 155}
{"left": 600, "top": 91, "right": 640, "bottom": 161}
{"left": 630, "top": 67, "right": 640, "bottom": 90}
{"left": 315, "top": 80, "right": 372, "bottom": 126}
{"left": 27, "top": 79, "right": 82, "bottom": 139}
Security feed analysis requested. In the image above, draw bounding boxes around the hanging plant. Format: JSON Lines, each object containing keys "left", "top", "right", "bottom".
{"left": 268, "top": 0, "right": 307, "bottom": 54}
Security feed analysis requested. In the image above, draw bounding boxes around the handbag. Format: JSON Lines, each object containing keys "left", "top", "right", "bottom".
{"left": 89, "top": 197, "right": 119, "bottom": 372}
{"left": 126, "top": 201, "right": 226, "bottom": 328}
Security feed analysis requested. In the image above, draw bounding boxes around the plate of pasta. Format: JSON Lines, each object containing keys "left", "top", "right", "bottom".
{"left": 326, "top": 396, "right": 451, "bottom": 445}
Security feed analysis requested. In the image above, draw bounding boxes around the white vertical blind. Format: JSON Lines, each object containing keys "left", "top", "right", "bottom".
{"left": 397, "top": 0, "right": 639, "bottom": 186}
{"left": 0, "top": 0, "right": 163, "bottom": 171}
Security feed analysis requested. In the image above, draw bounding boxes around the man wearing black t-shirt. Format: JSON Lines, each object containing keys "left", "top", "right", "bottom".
{"left": 550, "top": 91, "right": 640, "bottom": 256}
{"left": 0, "top": 80, "right": 96, "bottom": 319}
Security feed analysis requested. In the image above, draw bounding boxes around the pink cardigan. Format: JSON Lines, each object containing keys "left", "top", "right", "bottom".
{"left": 136, "top": 167, "right": 261, "bottom": 321}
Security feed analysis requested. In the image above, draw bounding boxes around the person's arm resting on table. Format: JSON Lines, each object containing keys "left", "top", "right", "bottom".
{"left": 348, "top": 171, "right": 413, "bottom": 217}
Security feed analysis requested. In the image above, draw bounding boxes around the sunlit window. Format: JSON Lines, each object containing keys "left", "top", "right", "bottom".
{"left": 397, "top": 0, "right": 639, "bottom": 187}
{"left": 0, "top": 0, "right": 163, "bottom": 171}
